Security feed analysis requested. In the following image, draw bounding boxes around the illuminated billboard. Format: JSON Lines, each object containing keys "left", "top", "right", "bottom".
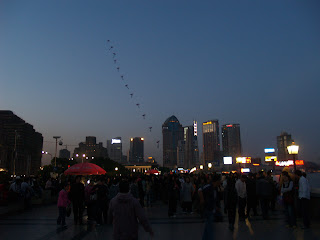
{"left": 275, "top": 160, "right": 294, "bottom": 166}
{"left": 264, "top": 148, "right": 275, "bottom": 153}
{"left": 241, "top": 168, "right": 251, "bottom": 173}
{"left": 223, "top": 157, "right": 233, "bottom": 165}
{"left": 236, "top": 157, "right": 251, "bottom": 164}
{"left": 111, "top": 139, "right": 121, "bottom": 144}
{"left": 265, "top": 156, "right": 277, "bottom": 162}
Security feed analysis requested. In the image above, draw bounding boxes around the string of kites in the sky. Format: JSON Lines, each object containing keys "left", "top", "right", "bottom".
{"left": 106, "top": 40, "right": 160, "bottom": 149}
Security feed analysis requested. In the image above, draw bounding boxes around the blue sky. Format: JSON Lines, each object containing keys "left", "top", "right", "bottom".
{"left": 1, "top": 1, "right": 320, "bottom": 165}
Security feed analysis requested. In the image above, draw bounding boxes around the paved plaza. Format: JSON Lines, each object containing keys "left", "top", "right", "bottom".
{"left": 0, "top": 202, "right": 319, "bottom": 240}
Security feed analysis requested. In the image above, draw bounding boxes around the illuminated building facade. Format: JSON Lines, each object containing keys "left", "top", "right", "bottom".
{"left": 162, "top": 115, "right": 184, "bottom": 169}
{"left": 181, "top": 121, "right": 200, "bottom": 169}
{"left": 277, "top": 132, "right": 294, "bottom": 161}
{"left": 129, "top": 137, "right": 144, "bottom": 163}
{"left": 221, "top": 124, "right": 242, "bottom": 159}
{"left": 203, "top": 120, "right": 221, "bottom": 165}
{"left": 0, "top": 110, "right": 43, "bottom": 175}
{"left": 107, "top": 137, "right": 123, "bottom": 163}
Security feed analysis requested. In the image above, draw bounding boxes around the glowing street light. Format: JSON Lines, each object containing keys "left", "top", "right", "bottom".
{"left": 115, "top": 167, "right": 119, "bottom": 171}
{"left": 287, "top": 142, "right": 299, "bottom": 171}
{"left": 208, "top": 163, "right": 212, "bottom": 169}
{"left": 200, "top": 165, "right": 204, "bottom": 170}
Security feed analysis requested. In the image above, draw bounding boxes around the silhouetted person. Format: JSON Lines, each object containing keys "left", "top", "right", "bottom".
{"left": 69, "top": 176, "right": 85, "bottom": 224}
{"left": 108, "top": 180, "right": 154, "bottom": 239}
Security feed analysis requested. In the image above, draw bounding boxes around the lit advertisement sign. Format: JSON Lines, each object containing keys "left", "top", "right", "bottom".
{"left": 223, "top": 157, "right": 233, "bottom": 165}
{"left": 275, "top": 160, "right": 294, "bottom": 166}
{"left": 193, "top": 121, "right": 198, "bottom": 136}
{"left": 241, "top": 168, "right": 250, "bottom": 173}
{"left": 264, "top": 148, "right": 275, "bottom": 153}
{"left": 111, "top": 139, "right": 121, "bottom": 144}
{"left": 236, "top": 157, "right": 251, "bottom": 164}
{"left": 265, "top": 156, "right": 277, "bottom": 162}
{"left": 295, "top": 160, "right": 304, "bottom": 165}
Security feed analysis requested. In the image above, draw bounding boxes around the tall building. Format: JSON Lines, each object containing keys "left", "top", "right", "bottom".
{"left": 73, "top": 136, "right": 108, "bottom": 161}
{"left": 107, "top": 137, "right": 122, "bottom": 163}
{"left": 202, "top": 120, "right": 221, "bottom": 165}
{"left": 162, "top": 115, "right": 184, "bottom": 169}
{"left": 177, "top": 140, "right": 185, "bottom": 168}
{"left": 0, "top": 111, "right": 43, "bottom": 175}
{"left": 221, "top": 124, "right": 242, "bottom": 159}
{"left": 59, "top": 148, "right": 70, "bottom": 159}
{"left": 129, "top": 137, "right": 144, "bottom": 163}
{"left": 277, "top": 132, "right": 294, "bottom": 161}
{"left": 182, "top": 121, "right": 200, "bottom": 169}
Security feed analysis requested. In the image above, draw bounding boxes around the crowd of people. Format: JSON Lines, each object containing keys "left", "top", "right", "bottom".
{"left": 6, "top": 167, "right": 312, "bottom": 239}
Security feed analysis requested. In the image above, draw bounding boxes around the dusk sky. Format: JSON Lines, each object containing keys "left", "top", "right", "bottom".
{"left": 1, "top": 1, "right": 319, "bottom": 166}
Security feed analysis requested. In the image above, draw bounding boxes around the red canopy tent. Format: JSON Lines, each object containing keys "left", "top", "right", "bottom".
{"left": 146, "top": 169, "right": 159, "bottom": 175}
{"left": 64, "top": 162, "right": 106, "bottom": 175}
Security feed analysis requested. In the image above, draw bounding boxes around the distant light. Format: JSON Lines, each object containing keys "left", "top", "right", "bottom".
{"left": 236, "top": 157, "right": 251, "bottom": 164}
{"left": 241, "top": 168, "right": 250, "bottom": 173}
{"left": 141, "top": 138, "right": 144, "bottom": 141}
{"left": 276, "top": 160, "right": 294, "bottom": 166}
{"left": 92, "top": 157, "right": 94, "bottom": 159}
{"left": 178, "top": 168, "right": 184, "bottom": 171}
{"left": 252, "top": 163, "right": 260, "bottom": 166}
{"left": 264, "top": 148, "right": 275, "bottom": 153}
{"left": 86, "top": 157, "right": 88, "bottom": 159}
{"left": 208, "top": 163, "right": 212, "bottom": 168}
{"left": 41, "top": 151, "right": 45, "bottom": 154}
{"left": 130, "top": 138, "right": 133, "bottom": 141}
{"left": 200, "top": 165, "right": 203, "bottom": 170}
{"left": 83, "top": 154, "right": 86, "bottom": 157}
{"left": 115, "top": 167, "right": 118, "bottom": 171}
{"left": 226, "top": 125, "right": 233, "bottom": 127}
{"left": 223, "top": 157, "right": 233, "bottom": 165}
{"left": 76, "top": 154, "right": 79, "bottom": 157}
{"left": 111, "top": 139, "right": 121, "bottom": 144}
{"left": 133, "top": 169, "right": 136, "bottom": 172}
{"left": 203, "top": 121, "right": 212, "bottom": 126}
{"left": 190, "top": 167, "right": 197, "bottom": 173}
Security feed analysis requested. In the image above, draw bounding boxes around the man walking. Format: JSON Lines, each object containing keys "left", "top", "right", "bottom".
{"left": 295, "top": 170, "right": 310, "bottom": 229}
{"left": 108, "top": 180, "right": 154, "bottom": 240}
{"left": 235, "top": 175, "right": 247, "bottom": 221}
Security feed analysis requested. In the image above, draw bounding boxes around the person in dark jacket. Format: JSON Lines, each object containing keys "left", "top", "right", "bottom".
{"left": 256, "top": 171, "right": 273, "bottom": 219}
{"left": 168, "top": 176, "right": 179, "bottom": 217}
{"left": 108, "top": 180, "right": 154, "bottom": 240}
{"left": 69, "top": 176, "right": 85, "bottom": 224}
{"left": 225, "top": 175, "right": 238, "bottom": 231}
{"left": 93, "top": 177, "right": 109, "bottom": 224}
{"left": 246, "top": 173, "right": 257, "bottom": 217}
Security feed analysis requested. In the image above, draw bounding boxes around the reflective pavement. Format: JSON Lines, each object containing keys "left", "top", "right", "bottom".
{"left": 0, "top": 202, "right": 319, "bottom": 240}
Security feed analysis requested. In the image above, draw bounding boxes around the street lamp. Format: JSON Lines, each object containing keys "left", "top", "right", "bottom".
{"left": 200, "top": 165, "right": 204, "bottom": 170}
{"left": 208, "top": 163, "right": 212, "bottom": 170}
{"left": 53, "top": 136, "right": 61, "bottom": 167}
{"left": 287, "top": 142, "right": 299, "bottom": 172}
{"left": 82, "top": 154, "right": 86, "bottom": 163}
{"left": 115, "top": 167, "right": 119, "bottom": 171}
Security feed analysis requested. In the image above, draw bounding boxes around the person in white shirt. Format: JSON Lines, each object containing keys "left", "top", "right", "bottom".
{"left": 295, "top": 170, "right": 310, "bottom": 229}
{"left": 235, "top": 175, "right": 247, "bottom": 220}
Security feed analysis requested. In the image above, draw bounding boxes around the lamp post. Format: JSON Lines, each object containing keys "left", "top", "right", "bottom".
{"left": 287, "top": 142, "right": 299, "bottom": 172}
{"left": 82, "top": 154, "right": 86, "bottom": 163}
{"left": 208, "top": 163, "right": 212, "bottom": 172}
{"left": 53, "top": 136, "right": 61, "bottom": 167}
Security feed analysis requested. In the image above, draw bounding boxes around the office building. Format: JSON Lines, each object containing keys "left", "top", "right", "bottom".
{"left": 177, "top": 140, "right": 185, "bottom": 168}
{"left": 129, "top": 137, "right": 144, "bottom": 163}
{"left": 59, "top": 148, "right": 70, "bottom": 159}
{"left": 73, "top": 136, "right": 108, "bottom": 161}
{"left": 0, "top": 110, "right": 43, "bottom": 175}
{"left": 162, "top": 115, "right": 184, "bottom": 169}
{"left": 202, "top": 120, "right": 221, "bottom": 166}
{"left": 107, "top": 137, "right": 123, "bottom": 163}
{"left": 221, "top": 124, "right": 242, "bottom": 159}
{"left": 182, "top": 121, "right": 200, "bottom": 169}
{"left": 277, "top": 132, "right": 294, "bottom": 161}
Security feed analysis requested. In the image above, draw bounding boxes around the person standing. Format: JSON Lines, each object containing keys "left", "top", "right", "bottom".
{"left": 93, "top": 177, "right": 109, "bottom": 224}
{"left": 108, "top": 180, "right": 154, "bottom": 239}
{"left": 69, "top": 176, "right": 85, "bottom": 225}
{"left": 246, "top": 173, "right": 257, "bottom": 217}
{"left": 199, "top": 175, "right": 216, "bottom": 240}
{"left": 180, "top": 177, "right": 194, "bottom": 213}
{"left": 295, "top": 170, "right": 310, "bottom": 229}
{"left": 57, "top": 183, "right": 70, "bottom": 227}
{"left": 225, "top": 175, "right": 238, "bottom": 231}
{"left": 235, "top": 175, "right": 247, "bottom": 221}
{"left": 256, "top": 171, "right": 272, "bottom": 219}
{"left": 281, "top": 172, "right": 296, "bottom": 228}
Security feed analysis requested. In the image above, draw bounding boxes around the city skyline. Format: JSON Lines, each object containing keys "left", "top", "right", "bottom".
{"left": 1, "top": 1, "right": 319, "bottom": 165}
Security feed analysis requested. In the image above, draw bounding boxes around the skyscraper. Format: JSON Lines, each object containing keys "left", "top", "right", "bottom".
{"left": 221, "top": 124, "right": 242, "bottom": 159}
{"left": 129, "top": 137, "right": 144, "bottom": 163}
{"left": 277, "top": 132, "right": 294, "bottom": 161}
{"left": 182, "top": 121, "right": 199, "bottom": 169}
{"left": 202, "top": 120, "right": 220, "bottom": 166}
{"left": 162, "top": 115, "right": 184, "bottom": 169}
{"left": 107, "top": 137, "right": 123, "bottom": 163}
